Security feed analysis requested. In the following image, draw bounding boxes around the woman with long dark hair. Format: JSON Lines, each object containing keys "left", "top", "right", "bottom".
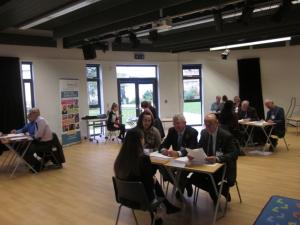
{"left": 114, "top": 128, "right": 180, "bottom": 214}
{"left": 219, "top": 100, "right": 239, "bottom": 135}
{"left": 107, "top": 102, "right": 125, "bottom": 140}
{"left": 136, "top": 110, "right": 161, "bottom": 151}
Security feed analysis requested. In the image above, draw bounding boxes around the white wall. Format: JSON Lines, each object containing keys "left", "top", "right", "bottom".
{"left": 1, "top": 43, "right": 300, "bottom": 139}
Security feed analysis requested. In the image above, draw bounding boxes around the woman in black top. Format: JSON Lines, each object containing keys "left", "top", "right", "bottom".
{"left": 114, "top": 128, "right": 180, "bottom": 214}
{"left": 219, "top": 100, "right": 239, "bottom": 136}
{"left": 107, "top": 103, "right": 125, "bottom": 140}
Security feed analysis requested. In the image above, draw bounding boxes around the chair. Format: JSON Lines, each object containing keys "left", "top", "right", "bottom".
{"left": 39, "top": 133, "right": 64, "bottom": 171}
{"left": 223, "top": 181, "right": 242, "bottom": 215}
{"left": 112, "top": 177, "right": 164, "bottom": 225}
{"left": 105, "top": 128, "right": 120, "bottom": 143}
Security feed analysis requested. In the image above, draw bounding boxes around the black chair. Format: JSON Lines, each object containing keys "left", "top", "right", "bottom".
{"left": 39, "top": 133, "right": 64, "bottom": 171}
{"left": 112, "top": 176, "right": 164, "bottom": 225}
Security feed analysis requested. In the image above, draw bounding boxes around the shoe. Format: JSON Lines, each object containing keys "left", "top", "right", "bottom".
{"left": 154, "top": 218, "right": 163, "bottom": 225}
{"left": 175, "top": 190, "right": 181, "bottom": 199}
{"left": 185, "top": 183, "right": 193, "bottom": 197}
{"left": 166, "top": 204, "right": 181, "bottom": 214}
{"left": 226, "top": 192, "right": 231, "bottom": 202}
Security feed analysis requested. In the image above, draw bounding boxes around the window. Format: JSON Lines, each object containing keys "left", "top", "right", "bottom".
{"left": 21, "top": 62, "right": 35, "bottom": 115}
{"left": 86, "top": 64, "right": 102, "bottom": 116}
{"left": 116, "top": 65, "right": 156, "bottom": 78}
{"left": 182, "top": 64, "right": 202, "bottom": 126}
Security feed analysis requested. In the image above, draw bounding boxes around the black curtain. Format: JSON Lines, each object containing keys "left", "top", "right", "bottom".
{"left": 238, "top": 58, "right": 264, "bottom": 119}
{"left": 0, "top": 57, "right": 25, "bottom": 145}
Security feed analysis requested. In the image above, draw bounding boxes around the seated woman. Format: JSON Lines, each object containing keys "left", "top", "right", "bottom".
{"left": 107, "top": 103, "right": 125, "bottom": 140}
{"left": 219, "top": 100, "right": 239, "bottom": 136}
{"left": 141, "top": 101, "right": 165, "bottom": 138}
{"left": 114, "top": 128, "right": 180, "bottom": 215}
{"left": 136, "top": 110, "right": 161, "bottom": 151}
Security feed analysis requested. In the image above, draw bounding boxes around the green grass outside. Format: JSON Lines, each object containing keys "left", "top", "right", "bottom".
{"left": 183, "top": 102, "right": 202, "bottom": 114}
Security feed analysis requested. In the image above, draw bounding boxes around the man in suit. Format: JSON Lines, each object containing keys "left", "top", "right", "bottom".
{"left": 188, "top": 113, "right": 239, "bottom": 204}
{"left": 265, "top": 99, "right": 285, "bottom": 150}
{"left": 159, "top": 114, "right": 198, "bottom": 197}
{"left": 238, "top": 100, "right": 259, "bottom": 120}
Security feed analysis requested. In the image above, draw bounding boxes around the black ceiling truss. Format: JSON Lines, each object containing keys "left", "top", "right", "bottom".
{"left": 0, "top": 0, "right": 299, "bottom": 52}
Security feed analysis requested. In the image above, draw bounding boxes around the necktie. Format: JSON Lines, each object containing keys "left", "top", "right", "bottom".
{"left": 177, "top": 133, "right": 183, "bottom": 150}
{"left": 208, "top": 135, "right": 214, "bottom": 156}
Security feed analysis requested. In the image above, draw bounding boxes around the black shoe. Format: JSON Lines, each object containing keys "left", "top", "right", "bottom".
{"left": 226, "top": 192, "right": 231, "bottom": 202}
{"left": 154, "top": 218, "right": 163, "bottom": 225}
{"left": 186, "top": 183, "right": 193, "bottom": 197}
{"left": 175, "top": 190, "right": 181, "bottom": 199}
{"left": 166, "top": 204, "right": 181, "bottom": 214}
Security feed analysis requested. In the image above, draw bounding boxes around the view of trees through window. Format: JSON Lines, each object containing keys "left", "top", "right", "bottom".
{"left": 21, "top": 62, "right": 35, "bottom": 115}
{"left": 182, "top": 65, "right": 202, "bottom": 125}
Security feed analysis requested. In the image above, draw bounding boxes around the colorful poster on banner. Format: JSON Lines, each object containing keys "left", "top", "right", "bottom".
{"left": 60, "top": 79, "right": 81, "bottom": 145}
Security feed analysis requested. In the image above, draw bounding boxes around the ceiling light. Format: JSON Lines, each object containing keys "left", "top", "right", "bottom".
{"left": 210, "top": 37, "right": 291, "bottom": 51}
{"left": 19, "top": 0, "right": 102, "bottom": 30}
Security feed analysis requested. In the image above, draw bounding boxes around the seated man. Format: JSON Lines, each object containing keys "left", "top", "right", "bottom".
{"left": 188, "top": 113, "right": 239, "bottom": 205}
{"left": 211, "top": 95, "right": 222, "bottom": 112}
{"left": 159, "top": 114, "right": 198, "bottom": 197}
{"left": 12, "top": 108, "right": 53, "bottom": 171}
{"left": 265, "top": 99, "right": 285, "bottom": 150}
{"left": 238, "top": 100, "right": 259, "bottom": 120}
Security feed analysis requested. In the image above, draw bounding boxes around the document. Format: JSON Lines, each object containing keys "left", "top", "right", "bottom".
{"left": 0, "top": 133, "right": 25, "bottom": 139}
{"left": 186, "top": 148, "right": 207, "bottom": 165}
{"left": 150, "top": 151, "right": 173, "bottom": 159}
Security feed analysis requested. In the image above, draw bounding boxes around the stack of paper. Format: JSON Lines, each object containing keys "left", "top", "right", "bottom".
{"left": 186, "top": 148, "right": 207, "bottom": 165}
{"left": 150, "top": 151, "right": 173, "bottom": 159}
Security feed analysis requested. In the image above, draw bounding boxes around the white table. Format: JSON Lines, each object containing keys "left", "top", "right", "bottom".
{"left": 82, "top": 117, "right": 107, "bottom": 143}
{"left": 238, "top": 120, "right": 275, "bottom": 151}
{"left": 0, "top": 134, "right": 38, "bottom": 177}
{"left": 151, "top": 156, "right": 226, "bottom": 225}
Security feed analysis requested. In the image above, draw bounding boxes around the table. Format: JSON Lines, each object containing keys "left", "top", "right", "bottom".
{"left": 0, "top": 134, "right": 38, "bottom": 177}
{"left": 287, "top": 116, "right": 300, "bottom": 135}
{"left": 81, "top": 117, "right": 107, "bottom": 143}
{"left": 151, "top": 155, "right": 226, "bottom": 225}
{"left": 238, "top": 120, "right": 275, "bottom": 151}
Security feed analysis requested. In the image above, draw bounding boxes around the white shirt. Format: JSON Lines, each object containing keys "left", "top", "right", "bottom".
{"left": 35, "top": 116, "right": 53, "bottom": 142}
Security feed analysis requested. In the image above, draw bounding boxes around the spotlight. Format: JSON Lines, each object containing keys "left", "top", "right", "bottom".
{"left": 221, "top": 49, "right": 230, "bottom": 60}
{"left": 94, "top": 42, "right": 109, "bottom": 53}
{"left": 213, "top": 9, "right": 223, "bottom": 32}
{"left": 239, "top": 3, "right": 254, "bottom": 25}
{"left": 114, "top": 34, "right": 122, "bottom": 45}
{"left": 271, "top": 0, "right": 292, "bottom": 23}
{"left": 129, "top": 31, "right": 140, "bottom": 48}
{"left": 148, "top": 29, "right": 159, "bottom": 42}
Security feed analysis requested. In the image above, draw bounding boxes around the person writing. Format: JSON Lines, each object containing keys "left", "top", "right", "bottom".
{"left": 11, "top": 108, "right": 53, "bottom": 171}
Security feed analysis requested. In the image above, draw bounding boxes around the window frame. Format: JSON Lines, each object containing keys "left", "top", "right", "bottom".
{"left": 182, "top": 64, "right": 203, "bottom": 125}
{"left": 21, "top": 62, "right": 35, "bottom": 115}
{"left": 86, "top": 64, "right": 102, "bottom": 114}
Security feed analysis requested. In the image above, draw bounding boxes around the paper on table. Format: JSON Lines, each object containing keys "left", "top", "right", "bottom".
{"left": 10, "top": 136, "right": 31, "bottom": 141}
{"left": 169, "top": 156, "right": 188, "bottom": 168}
{"left": 186, "top": 148, "right": 207, "bottom": 164}
{"left": 150, "top": 151, "right": 173, "bottom": 159}
{"left": 0, "top": 133, "right": 25, "bottom": 139}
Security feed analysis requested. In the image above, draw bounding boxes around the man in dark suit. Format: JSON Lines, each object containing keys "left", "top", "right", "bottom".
{"left": 188, "top": 113, "right": 239, "bottom": 204}
{"left": 265, "top": 99, "right": 285, "bottom": 150}
{"left": 238, "top": 100, "right": 259, "bottom": 120}
{"left": 159, "top": 114, "right": 198, "bottom": 197}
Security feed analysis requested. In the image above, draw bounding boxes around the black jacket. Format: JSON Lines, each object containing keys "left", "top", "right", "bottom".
{"left": 266, "top": 106, "right": 285, "bottom": 138}
{"left": 238, "top": 106, "right": 259, "bottom": 121}
{"left": 198, "top": 128, "right": 238, "bottom": 186}
{"left": 159, "top": 125, "right": 198, "bottom": 156}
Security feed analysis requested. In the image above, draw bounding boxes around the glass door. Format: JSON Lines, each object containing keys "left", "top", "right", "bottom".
{"left": 118, "top": 78, "right": 158, "bottom": 129}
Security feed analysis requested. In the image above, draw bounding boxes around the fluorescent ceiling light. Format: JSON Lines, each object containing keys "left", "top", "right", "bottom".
{"left": 210, "top": 37, "right": 291, "bottom": 51}
{"left": 19, "top": 0, "right": 102, "bottom": 30}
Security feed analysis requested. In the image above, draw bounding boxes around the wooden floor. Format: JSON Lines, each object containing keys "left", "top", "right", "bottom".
{"left": 0, "top": 127, "right": 299, "bottom": 225}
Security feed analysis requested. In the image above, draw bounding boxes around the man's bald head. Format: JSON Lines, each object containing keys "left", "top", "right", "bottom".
{"left": 204, "top": 113, "right": 219, "bottom": 134}
{"left": 265, "top": 99, "right": 274, "bottom": 109}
